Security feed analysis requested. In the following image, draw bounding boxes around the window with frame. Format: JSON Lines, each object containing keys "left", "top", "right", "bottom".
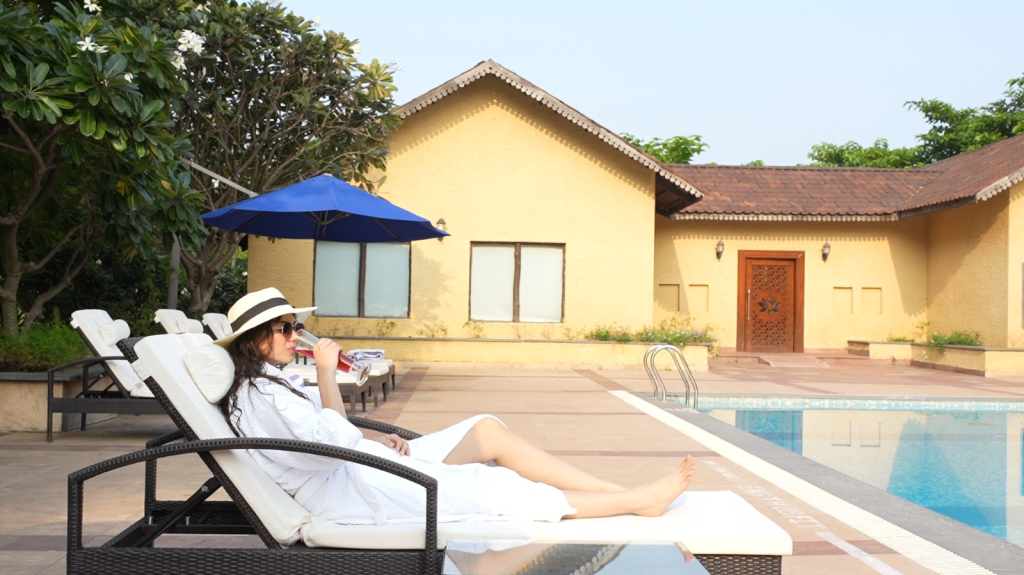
{"left": 470, "top": 243, "right": 564, "bottom": 322}
{"left": 314, "top": 241, "right": 410, "bottom": 318}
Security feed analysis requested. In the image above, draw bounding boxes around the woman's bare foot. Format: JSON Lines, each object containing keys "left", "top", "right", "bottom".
{"left": 632, "top": 455, "right": 696, "bottom": 516}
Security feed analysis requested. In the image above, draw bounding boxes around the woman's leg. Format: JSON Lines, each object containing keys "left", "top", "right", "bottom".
{"left": 443, "top": 417, "right": 624, "bottom": 492}
{"left": 562, "top": 456, "right": 696, "bottom": 518}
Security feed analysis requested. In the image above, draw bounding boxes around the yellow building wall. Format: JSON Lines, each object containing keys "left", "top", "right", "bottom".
{"left": 251, "top": 75, "right": 658, "bottom": 339}
{"left": 926, "top": 192, "right": 1010, "bottom": 347}
{"left": 654, "top": 217, "right": 929, "bottom": 350}
{"left": 1006, "top": 183, "right": 1024, "bottom": 347}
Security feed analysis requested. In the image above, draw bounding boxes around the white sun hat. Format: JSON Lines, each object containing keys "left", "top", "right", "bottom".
{"left": 214, "top": 287, "right": 315, "bottom": 347}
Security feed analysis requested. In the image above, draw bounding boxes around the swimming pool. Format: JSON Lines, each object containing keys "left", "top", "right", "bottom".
{"left": 681, "top": 395, "right": 1024, "bottom": 548}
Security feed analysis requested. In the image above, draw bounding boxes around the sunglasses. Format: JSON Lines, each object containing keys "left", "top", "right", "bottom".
{"left": 272, "top": 321, "right": 304, "bottom": 337}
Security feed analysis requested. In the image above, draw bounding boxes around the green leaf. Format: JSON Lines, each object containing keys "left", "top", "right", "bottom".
{"left": 1, "top": 56, "right": 15, "bottom": 78}
{"left": 103, "top": 54, "right": 128, "bottom": 77}
{"left": 87, "top": 88, "right": 101, "bottom": 106}
{"left": 133, "top": 46, "right": 148, "bottom": 62}
{"left": 139, "top": 99, "right": 164, "bottom": 122}
{"left": 79, "top": 108, "right": 96, "bottom": 136}
{"left": 29, "top": 62, "right": 49, "bottom": 87}
{"left": 109, "top": 92, "right": 128, "bottom": 113}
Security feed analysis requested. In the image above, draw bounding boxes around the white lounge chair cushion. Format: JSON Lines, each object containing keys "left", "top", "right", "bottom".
{"left": 179, "top": 318, "right": 205, "bottom": 334}
{"left": 136, "top": 335, "right": 310, "bottom": 546}
{"left": 202, "top": 313, "right": 234, "bottom": 340}
{"left": 134, "top": 334, "right": 793, "bottom": 557}
{"left": 184, "top": 344, "right": 235, "bottom": 403}
{"left": 99, "top": 319, "right": 130, "bottom": 346}
{"left": 71, "top": 310, "right": 152, "bottom": 398}
{"left": 154, "top": 309, "right": 188, "bottom": 334}
{"left": 302, "top": 490, "right": 792, "bottom": 555}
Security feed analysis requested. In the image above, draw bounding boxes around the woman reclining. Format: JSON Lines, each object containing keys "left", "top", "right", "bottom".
{"left": 217, "top": 288, "right": 696, "bottom": 525}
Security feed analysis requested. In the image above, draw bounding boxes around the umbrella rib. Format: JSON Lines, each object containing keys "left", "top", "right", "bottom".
{"left": 371, "top": 217, "right": 401, "bottom": 241}
{"left": 230, "top": 210, "right": 272, "bottom": 232}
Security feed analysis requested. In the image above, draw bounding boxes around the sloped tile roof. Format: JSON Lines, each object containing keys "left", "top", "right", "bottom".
{"left": 667, "top": 133, "right": 1024, "bottom": 221}
{"left": 395, "top": 60, "right": 702, "bottom": 213}
{"left": 900, "top": 133, "right": 1024, "bottom": 214}
{"left": 667, "top": 165, "right": 937, "bottom": 221}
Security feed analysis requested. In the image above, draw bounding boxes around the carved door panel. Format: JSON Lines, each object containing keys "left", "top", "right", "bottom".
{"left": 742, "top": 258, "right": 798, "bottom": 352}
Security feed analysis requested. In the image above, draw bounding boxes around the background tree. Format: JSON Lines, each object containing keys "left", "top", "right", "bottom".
{"left": 621, "top": 133, "right": 708, "bottom": 164}
{"left": 809, "top": 73, "right": 1024, "bottom": 167}
{"left": 171, "top": 1, "right": 399, "bottom": 315}
{"left": 0, "top": 0, "right": 204, "bottom": 334}
{"left": 807, "top": 138, "right": 923, "bottom": 168}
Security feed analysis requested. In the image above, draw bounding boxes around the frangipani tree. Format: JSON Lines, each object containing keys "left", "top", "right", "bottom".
{"left": 0, "top": 0, "right": 205, "bottom": 333}
{"left": 170, "top": 1, "right": 399, "bottom": 314}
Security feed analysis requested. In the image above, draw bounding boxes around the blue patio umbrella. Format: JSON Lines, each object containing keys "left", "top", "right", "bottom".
{"left": 202, "top": 174, "right": 448, "bottom": 242}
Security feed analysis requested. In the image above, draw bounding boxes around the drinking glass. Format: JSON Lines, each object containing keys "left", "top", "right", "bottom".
{"left": 294, "top": 330, "right": 370, "bottom": 385}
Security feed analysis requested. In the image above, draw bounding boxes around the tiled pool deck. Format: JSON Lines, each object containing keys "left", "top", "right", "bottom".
{"left": 3, "top": 361, "right": 1024, "bottom": 574}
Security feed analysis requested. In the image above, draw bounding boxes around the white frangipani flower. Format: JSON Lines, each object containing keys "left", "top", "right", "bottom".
{"left": 177, "top": 29, "right": 204, "bottom": 54}
{"left": 77, "top": 36, "right": 99, "bottom": 52}
{"left": 170, "top": 53, "right": 186, "bottom": 70}
{"left": 351, "top": 42, "right": 361, "bottom": 54}
{"left": 83, "top": 0, "right": 101, "bottom": 13}
{"left": 123, "top": 72, "right": 133, "bottom": 82}
{"left": 196, "top": 3, "right": 209, "bottom": 12}
{"left": 212, "top": 179, "right": 220, "bottom": 189}
{"left": 313, "top": 16, "right": 320, "bottom": 27}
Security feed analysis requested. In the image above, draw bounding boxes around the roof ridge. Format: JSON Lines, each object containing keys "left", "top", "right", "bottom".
{"left": 671, "top": 164, "right": 924, "bottom": 172}
{"left": 393, "top": 60, "right": 703, "bottom": 202}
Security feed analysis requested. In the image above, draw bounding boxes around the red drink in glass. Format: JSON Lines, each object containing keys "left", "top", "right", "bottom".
{"left": 294, "top": 331, "right": 370, "bottom": 384}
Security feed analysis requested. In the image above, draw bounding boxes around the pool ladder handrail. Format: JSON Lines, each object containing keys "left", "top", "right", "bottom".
{"left": 644, "top": 344, "right": 699, "bottom": 408}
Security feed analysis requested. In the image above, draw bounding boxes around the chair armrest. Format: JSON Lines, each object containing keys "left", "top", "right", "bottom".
{"left": 67, "top": 437, "right": 439, "bottom": 559}
{"left": 47, "top": 355, "right": 121, "bottom": 376}
{"left": 349, "top": 417, "right": 422, "bottom": 440}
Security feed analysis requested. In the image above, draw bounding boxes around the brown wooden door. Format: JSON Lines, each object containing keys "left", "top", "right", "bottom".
{"left": 737, "top": 251, "right": 804, "bottom": 352}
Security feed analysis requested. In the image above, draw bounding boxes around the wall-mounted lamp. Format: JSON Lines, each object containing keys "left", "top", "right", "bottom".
{"left": 436, "top": 218, "right": 447, "bottom": 241}
{"left": 715, "top": 240, "right": 725, "bottom": 260}
{"left": 822, "top": 241, "right": 831, "bottom": 262}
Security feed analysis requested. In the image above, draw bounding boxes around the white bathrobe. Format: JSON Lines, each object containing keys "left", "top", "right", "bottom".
{"left": 231, "top": 364, "right": 576, "bottom": 525}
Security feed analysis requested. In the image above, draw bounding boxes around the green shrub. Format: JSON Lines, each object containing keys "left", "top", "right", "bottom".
{"left": 886, "top": 335, "right": 914, "bottom": 342}
{"left": 0, "top": 322, "right": 91, "bottom": 371}
{"left": 583, "top": 325, "right": 613, "bottom": 341}
{"left": 582, "top": 318, "right": 718, "bottom": 352}
{"left": 926, "top": 330, "right": 983, "bottom": 354}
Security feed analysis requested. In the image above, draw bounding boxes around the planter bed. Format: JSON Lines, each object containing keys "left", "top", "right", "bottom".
{"left": 0, "top": 368, "right": 112, "bottom": 433}
{"left": 848, "top": 340, "right": 1024, "bottom": 377}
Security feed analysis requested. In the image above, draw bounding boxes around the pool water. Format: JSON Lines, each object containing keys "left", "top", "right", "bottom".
{"left": 687, "top": 396, "right": 1024, "bottom": 548}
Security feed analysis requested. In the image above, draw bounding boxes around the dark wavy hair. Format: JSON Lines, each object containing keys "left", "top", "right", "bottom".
{"left": 219, "top": 317, "right": 309, "bottom": 436}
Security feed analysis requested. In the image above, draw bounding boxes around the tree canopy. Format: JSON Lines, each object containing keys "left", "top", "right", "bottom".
{"left": 809, "top": 73, "right": 1024, "bottom": 168}
{"left": 0, "top": 0, "right": 204, "bottom": 334}
{"left": 621, "top": 133, "right": 708, "bottom": 164}
{"left": 170, "top": 0, "right": 399, "bottom": 314}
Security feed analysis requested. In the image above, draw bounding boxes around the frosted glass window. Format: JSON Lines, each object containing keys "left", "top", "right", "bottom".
{"left": 519, "top": 245, "right": 563, "bottom": 322}
{"left": 314, "top": 242, "right": 360, "bottom": 316}
{"left": 470, "top": 243, "right": 564, "bottom": 323}
{"left": 314, "top": 241, "right": 410, "bottom": 317}
{"left": 365, "top": 243, "right": 410, "bottom": 318}
{"left": 470, "top": 245, "right": 515, "bottom": 321}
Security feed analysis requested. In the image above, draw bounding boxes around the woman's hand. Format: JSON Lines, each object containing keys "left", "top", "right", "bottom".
{"left": 375, "top": 433, "right": 410, "bottom": 456}
{"left": 312, "top": 337, "right": 342, "bottom": 369}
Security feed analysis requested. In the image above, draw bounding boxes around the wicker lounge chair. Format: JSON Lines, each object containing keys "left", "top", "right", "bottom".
{"left": 67, "top": 334, "right": 790, "bottom": 575}
{"left": 46, "top": 310, "right": 164, "bottom": 442}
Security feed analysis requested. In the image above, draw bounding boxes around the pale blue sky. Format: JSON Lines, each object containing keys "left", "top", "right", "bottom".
{"left": 282, "top": 0, "right": 1023, "bottom": 166}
